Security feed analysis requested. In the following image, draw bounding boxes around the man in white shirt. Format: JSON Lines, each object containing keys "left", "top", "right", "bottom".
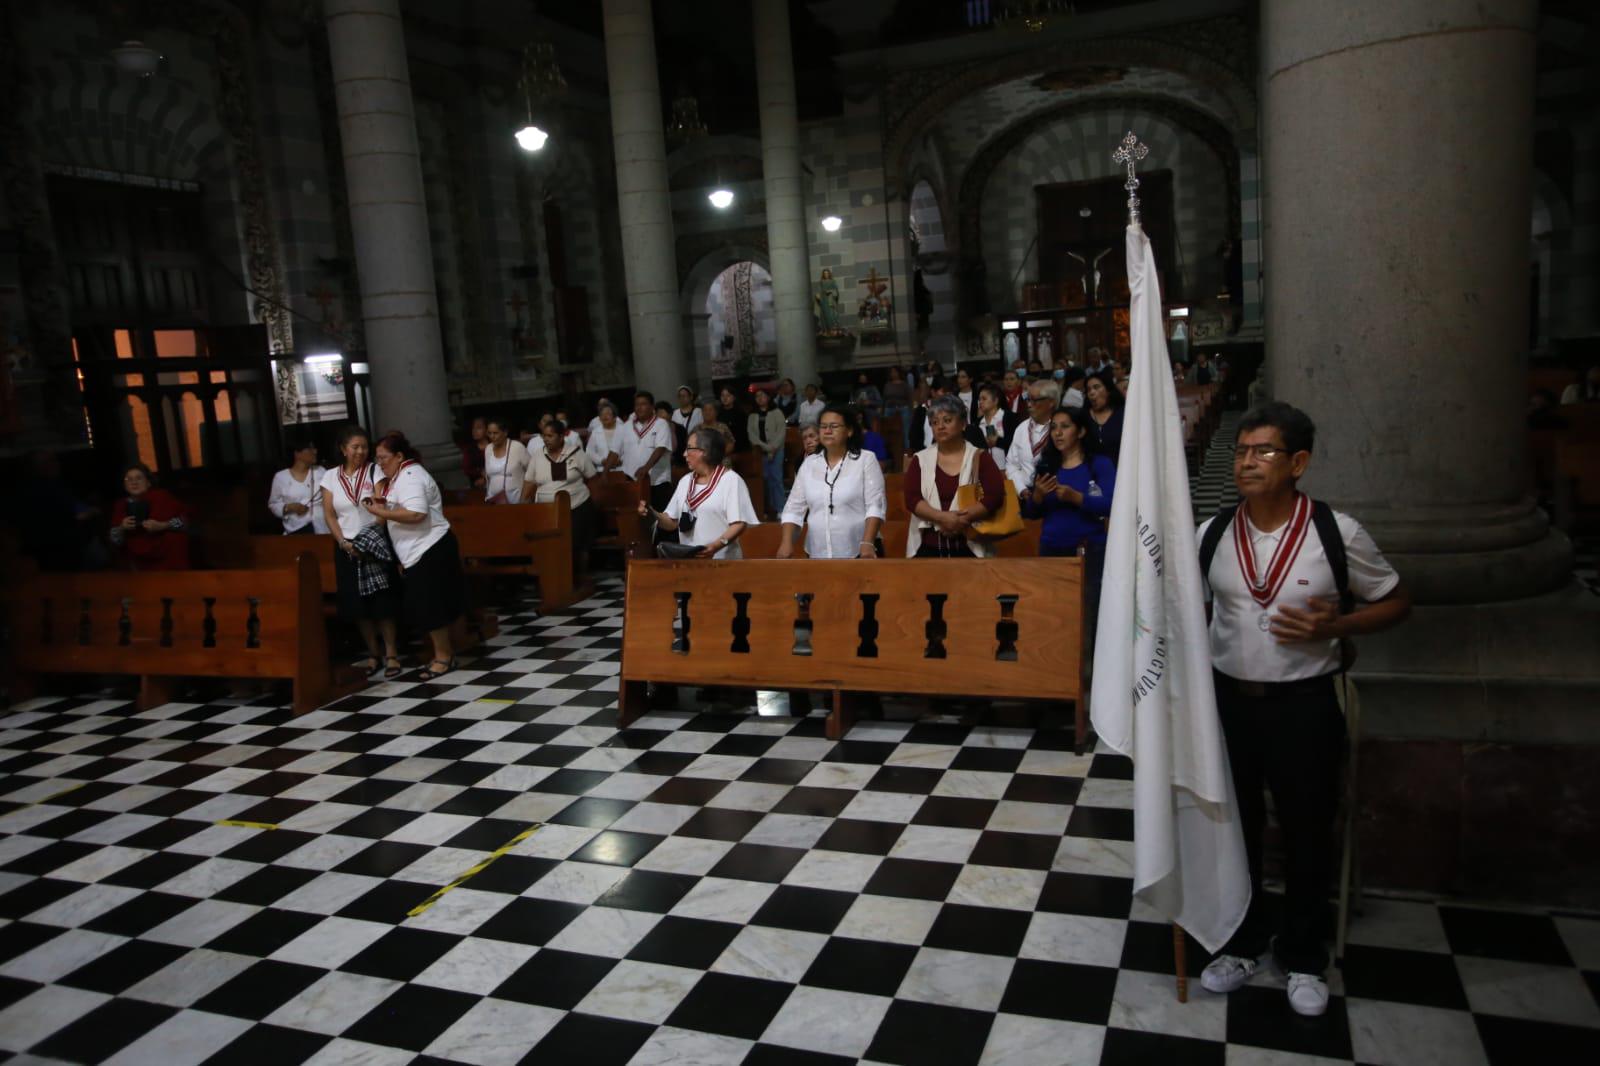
{"left": 1004, "top": 379, "right": 1059, "bottom": 494}
{"left": 624, "top": 391, "right": 676, "bottom": 513}
{"left": 796, "top": 384, "right": 826, "bottom": 428}
{"left": 1196, "top": 402, "right": 1410, "bottom": 1019}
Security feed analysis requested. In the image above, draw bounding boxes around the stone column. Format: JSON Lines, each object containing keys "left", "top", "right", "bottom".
{"left": 1262, "top": 0, "right": 1569, "bottom": 603}
{"left": 753, "top": 0, "right": 819, "bottom": 386}
{"left": 322, "top": 0, "right": 458, "bottom": 480}
{"left": 1557, "top": 118, "right": 1599, "bottom": 340}
{"left": 602, "top": 0, "right": 688, "bottom": 400}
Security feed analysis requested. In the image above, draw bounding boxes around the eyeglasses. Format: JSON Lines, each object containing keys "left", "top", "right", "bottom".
{"left": 818, "top": 422, "right": 847, "bottom": 432}
{"left": 1029, "top": 393, "right": 1052, "bottom": 404}
{"left": 685, "top": 447, "right": 705, "bottom": 455}
{"left": 1232, "top": 444, "right": 1287, "bottom": 462}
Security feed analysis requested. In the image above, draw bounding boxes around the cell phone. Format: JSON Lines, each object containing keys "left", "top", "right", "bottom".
{"left": 127, "top": 498, "right": 150, "bottom": 523}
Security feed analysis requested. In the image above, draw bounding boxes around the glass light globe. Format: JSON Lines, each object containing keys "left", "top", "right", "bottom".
{"left": 821, "top": 215, "right": 843, "bottom": 232}
{"left": 708, "top": 188, "right": 735, "bottom": 209}
{"left": 515, "top": 125, "right": 549, "bottom": 152}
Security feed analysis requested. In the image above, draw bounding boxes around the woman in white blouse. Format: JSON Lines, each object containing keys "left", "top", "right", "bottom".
{"left": 585, "top": 399, "right": 627, "bottom": 474}
{"left": 365, "top": 430, "right": 463, "bottom": 680}
{"left": 482, "top": 416, "right": 531, "bottom": 504}
{"left": 639, "top": 427, "right": 759, "bottom": 558}
{"left": 318, "top": 425, "right": 401, "bottom": 678}
{"left": 523, "top": 419, "right": 599, "bottom": 576}
{"left": 268, "top": 440, "right": 328, "bottom": 535}
{"left": 777, "top": 404, "right": 887, "bottom": 559}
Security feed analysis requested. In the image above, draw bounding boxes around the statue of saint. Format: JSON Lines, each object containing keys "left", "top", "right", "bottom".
{"left": 814, "top": 269, "right": 842, "bottom": 332}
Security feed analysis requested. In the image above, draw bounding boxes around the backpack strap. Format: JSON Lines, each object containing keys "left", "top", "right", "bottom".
{"left": 1310, "top": 499, "right": 1353, "bottom": 615}
{"left": 1197, "top": 504, "right": 1237, "bottom": 593}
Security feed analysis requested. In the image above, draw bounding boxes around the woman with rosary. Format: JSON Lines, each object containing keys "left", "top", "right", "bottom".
{"left": 638, "top": 427, "right": 759, "bottom": 558}
{"left": 319, "top": 425, "right": 402, "bottom": 678}
{"left": 777, "top": 404, "right": 886, "bottom": 559}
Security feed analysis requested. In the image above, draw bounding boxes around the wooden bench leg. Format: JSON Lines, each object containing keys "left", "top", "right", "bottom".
{"left": 828, "top": 690, "right": 861, "bottom": 741}
{"left": 619, "top": 679, "right": 649, "bottom": 728}
{"left": 1073, "top": 699, "right": 1089, "bottom": 756}
{"left": 1174, "top": 924, "right": 1189, "bottom": 1003}
{"left": 138, "top": 675, "right": 175, "bottom": 712}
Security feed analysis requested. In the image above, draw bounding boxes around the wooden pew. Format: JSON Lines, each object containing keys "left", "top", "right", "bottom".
{"left": 588, "top": 473, "right": 648, "bottom": 562}
{"left": 618, "top": 557, "right": 1089, "bottom": 747}
{"left": 249, "top": 534, "right": 338, "bottom": 594}
{"left": 9, "top": 555, "right": 356, "bottom": 715}
{"left": 444, "top": 498, "right": 578, "bottom": 609}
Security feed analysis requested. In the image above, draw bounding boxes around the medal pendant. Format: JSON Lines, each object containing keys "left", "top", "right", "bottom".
{"left": 1258, "top": 613, "right": 1272, "bottom": 632}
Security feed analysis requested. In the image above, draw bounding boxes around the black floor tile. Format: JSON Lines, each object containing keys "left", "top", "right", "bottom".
{"left": 749, "top": 885, "right": 855, "bottom": 935}
{"left": 1339, "top": 943, "right": 1469, "bottom": 1009}
{"left": 812, "top": 817, "right": 904, "bottom": 855}
{"left": 0, "top": 876, "right": 81, "bottom": 920}
{"left": 1, "top": 839, "right": 98, "bottom": 876}
{"left": 674, "top": 807, "right": 764, "bottom": 842}
{"left": 31, "top": 996, "right": 178, "bottom": 1064}
{"left": 493, "top": 948, "right": 616, "bottom": 1009}
{"left": 802, "top": 936, "right": 918, "bottom": 997}
{"left": 516, "top": 744, "right": 588, "bottom": 767}
{"left": 535, "top": 768, "right": 612, "bottom": 795}
{"left": 436, "top": 786, "right": 526, "bottom": 817}
{"left": 1036, "top": 872, "right": 1132, "bottom": 919}
{"left": 203, "top": 1021, "right": 332, "bottom": 1063}
{"left": 1475, "top": 1014, "right": 1600, "bottom": 1066}
{"left": 1120, "top": 920, "right": 1204, "bottom": 977}
{"left": 912, "top": 796, "right": 998, "bottom": 830}
{"left": 665, "top": 971, "right": 794, "bottom": 1040}
{"left": 1087, "top": 752, "right": 1134, "bottom": 779}
{"left": 0, "top": 921, "right": 64, "bottom": 965}
{"left": 27, "top": 807, "right": 115, "bottom": 840}
{"left": 968, "top": 830, "right": 1060, "bottom": 871}
{"left": 101, "top": 850, "right": 206, "bottom": 891}
{"left": 118, "top": 817, "right": 212, "bottom": 850}
{"left": 424, "top": 759, "right": 507, "bottom": 787}
{"left": 192, "top": 959, "right": 326, "bottom": 1020}
{"left": 1099, "top": 1028, "right": 1224, "bottom": 1066}
{"left": 627, "top": 916, "right": 743, "bottom": 969}
{"left": 862, "top": 858, "right": 962, "bottom": 902}
{"left": 1065, "top": 805, "right": 1134, "bottom": 841}
{"left": 214, "top": 865, "right": 320, "bottom": 907}
{"left": 1438, "top": 905, "right": 1574, "bottom": 966}
{"left": 1002, "top": 773, "right": 1083, "bottom": 805}
{"left": 924, "top": 904, "right": 1032, "bottom": 957}
{"left": 341, "top": 927, "right": 461, "bottom": 981}
{"left": 864, "top": 766, "right": 944, "bottom": 795}
{"left": 708, "top": 733, "right": 781, "bottom": 758}
{"left": 1224, "top": 984, "right": 1353, "bottom": 1060}
{"left": 569, "top": 829, "right": 664, "bottom": 868}
{"left": 646, "top": 776, "right": 732, "bottom": 806}
{"left": 736, "top": 757, "right": 813, "bottom": 785}
{"left": 342, "top": 982, "right": 479, "bottom": 1051}
{"left": 864, "top": 998, "right": 994, "bottom": 1066}
{"left": 770, "top": 786, "right": 855, "bottom": 818}
{"left": 744, "top": 1045, "right": 855, "bottom": 1066}
{"left": 473, "top": 897, "right": 586, "bottom": 946}
{"left": 527, "top": 1011, "right": 656, "bottom": 1066}
{"left": 83, "top": 892, "right": 200, "bottom": 938}
{"left": 460, "top": 854, "right": 557, "bottom": 896}
{"left": 204, "top": 909, "right": 324, "bottom": 957}
{"left": 823, "top": 740, "right": 898, "bottom": 765}
{"left": 220, "top": 826, "right": 318, "bottom": 864}
{"left": 333, "top": 840, "right": 433, "bottom": 878}
{"left": 331, "top": 807, "right": 423, "bottom": 839}
{"left": 999, "top": 957, "right": 1117, "bottom": 1024}
{"left": 337, "top": 879, "right": 438, "bottom": 923}
{"left": 594, "top": 869, "right": 700, "bottom": 914}
{"left": 948, "top": 747, "right": 1026, "bottom": 774}
{"left": 547, "top": 797, "right": 635, "bottom": 829}
{"left": 708, "top": 843, "right": 807, "bottom": 884}
{"left": 59, "top": 938, "right": 188, "bottom": 995}
{"left": 442, "top": 817, "right": 535, "bottom": 853}
{"left": 625, "top": 750, "right": 698, "bottom": 776}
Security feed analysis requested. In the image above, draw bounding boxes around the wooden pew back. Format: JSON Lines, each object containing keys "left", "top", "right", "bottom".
{"left": 587, "top": 473, "right": 648, "bottom": 559}
{"left": 250, "top": 534, "right": 337, "bottom": 592}
{"left": 11, "top": 555, "right": 336, "bottom": 714}
{"left": 620, "top": 557, "right": 1086, "bottom": 740}
{"left": 444, "top": 498, "right": 576, "bottom": 608}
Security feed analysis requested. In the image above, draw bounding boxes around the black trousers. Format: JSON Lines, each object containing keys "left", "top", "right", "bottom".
{"left": 1215, "top": 670, "right": 1346, "bottom": 975}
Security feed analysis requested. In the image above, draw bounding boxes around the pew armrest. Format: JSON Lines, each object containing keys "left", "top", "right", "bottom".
{"left": 521, "top": 530, "right": 562, "bottom": 542}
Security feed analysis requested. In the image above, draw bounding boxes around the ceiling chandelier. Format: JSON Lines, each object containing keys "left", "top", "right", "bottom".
{"left": 666, "top": 92, "right": 709, "bottom": 149}
{"left": 515, "top": 40, "right": 567, "bottom": 152}
{"left": 994, "top": 0, "right": 1076, "bottom": 33}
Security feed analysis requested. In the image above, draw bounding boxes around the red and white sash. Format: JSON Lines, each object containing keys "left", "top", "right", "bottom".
{"left": 633, "top": 416, "right": 657, "bottom": 440}
{"left": 337, "top": 463, "right": 371, "bottom": 506}
{"left": 1235, "top": 493, "right": 1312, "bottom": 608}
{"left": 686, "top": 465, "right": 726, "bottom": 510}
{"left": 1029, "top": 421, "right": 1049, "bottom": 456}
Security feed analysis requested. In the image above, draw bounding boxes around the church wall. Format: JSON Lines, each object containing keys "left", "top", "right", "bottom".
{"left": 908, "top": 179, "right": 957, "bottom": 362}
{"left": 978, "top": 107, "right": 1228, "bottom": 313}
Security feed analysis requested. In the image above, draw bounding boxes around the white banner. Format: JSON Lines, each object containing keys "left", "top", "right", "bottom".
{"left": 1090, "top": 222, "right": 1250, "bottom": 954}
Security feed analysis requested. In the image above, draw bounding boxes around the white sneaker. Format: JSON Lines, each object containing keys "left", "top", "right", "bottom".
{"left": 1286, "top": 972, "right": 1330, "bottom": 1017}
{"left": 1200, "top": 953, "right": 1258, "bottom": 994}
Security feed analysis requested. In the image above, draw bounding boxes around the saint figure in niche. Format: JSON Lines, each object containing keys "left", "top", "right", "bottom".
{"left": 814, "top": 269, "right": 842, "bottom": 332}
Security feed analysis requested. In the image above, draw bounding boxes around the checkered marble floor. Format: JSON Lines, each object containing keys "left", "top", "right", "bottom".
{"left": 2, "top": 579, "right": 1597, "bottom": 1065}
{"left": 1191, "top": 410, "right": 1241, "bottom": 526}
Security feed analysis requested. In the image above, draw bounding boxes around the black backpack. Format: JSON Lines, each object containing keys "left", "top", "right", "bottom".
{"left": 1198, "top": 500, "right": 1353, "bottom": 615}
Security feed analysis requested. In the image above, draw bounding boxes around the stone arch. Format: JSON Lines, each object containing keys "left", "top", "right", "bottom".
{"left": 883, "top": 30, "right": 1256, "bottom": 196}
{"left": 667, "top": 135, "right": 765, "bottom": 183}
{"left": 681, "top": 243, "right": 772, "bottom": 385}
{"left": 907, "top": 178, "right": 957, "bottom": 357}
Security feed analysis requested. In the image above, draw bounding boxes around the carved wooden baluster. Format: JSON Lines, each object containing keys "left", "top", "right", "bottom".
{"left": 671, "top": 592, "right": 692, "bottom": 654}
{"left": 160, "top": 598, "right": 174, "bottom": 648}
{"left": 202, "top": 598, "right": 217, "bottom": 648}
{"left": 730, "top": 593, "right": 752, "bottom": 653}
{"left": 792, "top": 593, "right": 815, "bottom": 656}
{"left": 924, "top": 593, "right": 948, "bottom": 659}
{"left": 118, "top": 598, "right": 132, "bottom": 647}
{"left": 856, "top": 594, "right": 880, "bottom": 658}
{"left": 77, "top": 598, "right": 92, "bottom": 646}
{"left": 246, "top": 598, "right": 261, "bottom": 649}
{"left": 995, "top": 594, "right": 1020, "bottom": 661}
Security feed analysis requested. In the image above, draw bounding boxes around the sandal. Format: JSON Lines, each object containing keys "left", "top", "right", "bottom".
{"left": 416, "top": 657, "right": 456, "bottom": 681}
{"left": 353, "top": 655, "right": 381, "bottom": 675}
{"left": 383, "top": 656, "right": 403, "bottom": 680}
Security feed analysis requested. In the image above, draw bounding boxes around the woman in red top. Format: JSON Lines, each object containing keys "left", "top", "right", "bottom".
{"left": 108, "top": 464, "right": 190, "bottom": 570}
{"left": 903, "top": 394, "right": 1004, "bottom": 558}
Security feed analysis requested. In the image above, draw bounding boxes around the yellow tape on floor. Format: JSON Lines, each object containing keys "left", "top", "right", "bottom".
{"left": 0, "top": 781, "right": 86, "bottom": 818}
{"left": 407, "top": 823, "right": 543, "bottom": 918}
{"left": 216, "top": 819, "right": 278, "bottom": 830}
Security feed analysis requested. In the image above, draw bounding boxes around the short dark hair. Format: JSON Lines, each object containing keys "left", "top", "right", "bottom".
{"left": 1084, "top": 371, "right": 1124, "bottom": 410}
{"left": 1035, "top": 405, "right": 1098, "bottom": 479}
{"left": 634, "top": 390, "right": 655, "bottom": 406}
{"left": 1060, "top": 366, "right": 1086, "bottom": 387}
{"left": 374, "top": 430, "right": 415, "bottom": 460}
{"left": 978, "top": 383, "right": 1003, "bottom": 406}
{"left": 1238, "top": 402, "right": 1316, "bottom": 455}
{"left": 818, "top": 403, "right": 863, "bottom": 457}
{"left": 689, "top": 426, "right": 727, "bottom": 467}
{"left": 335, "top": 423, "right": 369, "bottom": 451}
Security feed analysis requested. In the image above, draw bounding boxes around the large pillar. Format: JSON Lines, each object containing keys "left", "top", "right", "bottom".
{"left": 323, "top": 0, "right": 458, "bottom": 480}
{"left": 1262, "top": 0, "right": 1569, "bottom": 603}
{"left": 602, "top": 0, "right": 688, "bottom": 400}
{"left": 753, "top": 0, "right": 819, "bottom": 386}
{"left": 1557, "top": 118, "right": 1600, "bottom": 340}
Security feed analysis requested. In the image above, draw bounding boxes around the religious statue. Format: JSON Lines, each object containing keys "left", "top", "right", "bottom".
{"left": 814, "top": 269, "right": 843, "bottom": 333}
{"left": 857, "top": 267, "right": 891, "bottom": 328}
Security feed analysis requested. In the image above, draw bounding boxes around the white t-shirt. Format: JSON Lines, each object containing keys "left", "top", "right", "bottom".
{"left": 624, "top": 416, "right": 675, "bottom": 486}
{"left": 587, "top": 423, "right": 625, "bottom": 470}
{"left": 781, "top": 451, "right": 887, "bottom": 559}
{"left": 797, "top": 398, "right": 826, "bottom": 427}
{"left": 1200, "top": 504, "right": 1400, "bottom": 682}
{"left": 1063, "top": 387, "right": 1085, "bottom": 409}
{"left": 484, "top": 439, "right": 531, "bottom": 504}
{"left": 320, "top": 464, "right": 379, "bottom": 540}
{"left": 385, "top": 463, "right": 450, "bottom": 568}
{"left": 672, "top": 407, "right": 704, "bottom": 435}
{"left": 269, "top": 466, "right": 327, "bottom": 535}
{"left": 526, "top": 442, "right": 597, "bottom": 507}
{"left": 1005, "top": 418, "right": 1052, "bottom": 493}
{"left": 665, "top": 467, "right": 760, "bottom": 559}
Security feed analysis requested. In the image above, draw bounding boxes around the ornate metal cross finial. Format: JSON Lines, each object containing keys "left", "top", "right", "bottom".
{"left": 1112, "top": 131, "right": 1150, "bottom": 224}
